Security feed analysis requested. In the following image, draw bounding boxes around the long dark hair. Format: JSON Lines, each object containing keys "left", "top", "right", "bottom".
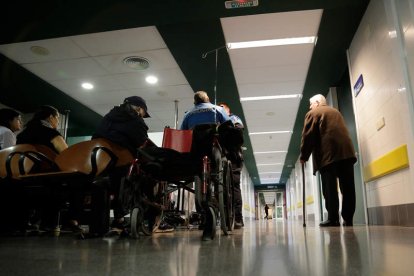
{"left": 26, "top": 105, "right": 59, "bottom": 127}
{"left": 0, "top": 108, "right": 20, "bottom": 129}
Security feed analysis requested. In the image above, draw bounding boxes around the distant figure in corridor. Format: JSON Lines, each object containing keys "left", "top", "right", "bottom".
{"left": 264, "top": 204, "right": 269, "bottom": 220}
{"left": 300, "top": 94, "right": 357, "bottom": 227}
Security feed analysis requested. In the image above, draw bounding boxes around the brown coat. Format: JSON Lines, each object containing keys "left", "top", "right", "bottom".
{"left": 300, "top": 104, "right": 356, "bottom": 175}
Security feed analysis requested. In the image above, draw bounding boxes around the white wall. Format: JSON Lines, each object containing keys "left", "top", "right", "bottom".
{"left": 348, "top": 0, "right": 414, "bottom": 208}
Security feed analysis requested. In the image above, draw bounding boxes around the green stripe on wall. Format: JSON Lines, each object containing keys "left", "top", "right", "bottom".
{"left": 363, "top": 144, "right": 409, "bottom": 182}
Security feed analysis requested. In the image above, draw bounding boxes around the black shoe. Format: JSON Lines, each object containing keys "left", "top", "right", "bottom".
{"left": 234, "top": 222, "right": 243, "bottom": 229}
{"left": 343, "top": 221, "right": 353, "bottom": 226}
{"left": 319, "top": 220, "right": 340, "bottom": 227}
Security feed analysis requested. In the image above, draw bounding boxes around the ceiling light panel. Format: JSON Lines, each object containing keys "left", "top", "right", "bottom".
{"left": 237, "top": 81, "right": 305, "bottom": 98}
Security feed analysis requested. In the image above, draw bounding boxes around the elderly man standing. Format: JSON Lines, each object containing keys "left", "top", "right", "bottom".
{"left": 300, "top": 94, "right": 357, "bottom": 227}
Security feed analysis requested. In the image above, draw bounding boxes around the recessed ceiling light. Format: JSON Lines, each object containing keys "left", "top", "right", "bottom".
{"left": 123, "top": 56, "right": 150, "bottom": 70}
{"left": 254, "top": 151, "right": 287, "bottom": 154}
{"left": 240, "top": 94, "right": 302, "bottom": 102}
{"left": 250, "top": 130, "right": 292, "bottom": 135}
{"left": 227, "top": 36, "right": 316, "bottom": 49}
{"left": 81, "top": 82, "right": 94, "bottom": 90}
{"left": 259, "top": 172, "right": 281, "bottom": 174}
{"left": 266, "top": 112, "right": 275, "bottom": 116}
{"left": 146, "top": 75, "right": 158, "bottom": 84}
{"left": 30, "top": 46, "right": 50, "bottom": 56}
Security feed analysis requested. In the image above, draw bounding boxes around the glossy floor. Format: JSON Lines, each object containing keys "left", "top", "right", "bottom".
{"left": 1, "top": 220, "right": 414, "bottom": 275}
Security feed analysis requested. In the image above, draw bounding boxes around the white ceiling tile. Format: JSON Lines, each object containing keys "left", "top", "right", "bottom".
{"left": 237, "top": 81, "right": 304, "bottom": 97}
{"left": 71, "top": 26, "right": 166, "bottom": 56}
{"left": 228, "top": 44, "right": 314, "bottom": 69}
{"left": 23, "top": 58, "right": 108, "bottom": 81}
{"left": 113, "top": 68, "right": 188, "bottom": 89}
{"left": 50, "top": 76, "right": 124, "bottom": 95}
{"left": 234, "top": 64, "right": 308, "bottom": 84}
{"left": 0, "top": 37, "right": 88, "bottom": 64}
{"left": 221, "top": 10, "right": 322, "bottom": 42}
{"left": 93, "top": 49, "right": 179, "bottom": 74}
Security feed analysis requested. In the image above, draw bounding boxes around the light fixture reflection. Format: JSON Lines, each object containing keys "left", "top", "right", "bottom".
{"left": 254, "top": 151, "right": 287, "bottom": 154}
{"left": 250, "top": 130, "right": 292, "bottom": 135}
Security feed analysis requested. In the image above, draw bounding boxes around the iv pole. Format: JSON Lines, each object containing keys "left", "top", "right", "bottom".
{"left": 202, "top": 45, "right": 227, "bottom": 122}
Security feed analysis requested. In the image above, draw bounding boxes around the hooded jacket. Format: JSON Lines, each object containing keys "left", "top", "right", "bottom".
{"left": 93, "top": 105, "right": 149, "bottom": 154}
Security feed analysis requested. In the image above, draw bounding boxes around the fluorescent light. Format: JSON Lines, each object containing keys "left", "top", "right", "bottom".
{"left": 240, "top": 94, "right": 301, "bottom": 101}
{"left": 81, "top": 82, "right": 94, "bottom": 90}
{"left": 227, "top": 36, "right": 316, "bottom": 49}
{"left": 254, "top": 151, "right": 287, "bottom": 154}
{"left": 259, "top": 172, "right": 281, "bottom": 174}
{"left": 249, "top": 130, "right": 292, "bottom": 135}
{"left": 146, "top": 75, "right": 158, "bottom": 84}
{"left": 257, "top": 163, "right": 282, "bottom": 166}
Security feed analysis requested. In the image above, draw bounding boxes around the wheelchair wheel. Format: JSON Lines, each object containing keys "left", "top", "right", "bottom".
{"left": 202, "top": 206, "right": 216, "bottom": 241}
{"left": 130, "top": 207, "right": 152, "bottom": 238}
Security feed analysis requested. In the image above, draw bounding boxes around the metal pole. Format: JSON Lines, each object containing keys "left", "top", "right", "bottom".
{"left": 63, "top": 110, "right": 70, "bottom": 141}
{"left": 302, "top": 163, "right": 306, "bottom": 227}
{"left": 174, "top": 100, "right": 179, "bottom": 129}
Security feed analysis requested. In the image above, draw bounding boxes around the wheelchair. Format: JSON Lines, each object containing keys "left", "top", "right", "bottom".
{"left": 124, "top": 124, "right": 235, "bottom": 240}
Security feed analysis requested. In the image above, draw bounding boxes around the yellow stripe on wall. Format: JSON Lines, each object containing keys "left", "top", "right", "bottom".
{"left": 363, "top": 144, "right": 409, "bottom": 182}
{"left": 306, "top": 195, "right": 314, "bottom": 205}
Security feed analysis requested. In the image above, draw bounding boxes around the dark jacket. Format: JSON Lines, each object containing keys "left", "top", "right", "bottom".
{"left": 300, "top": 104, "right": 356, "bottom": 174}
{"left": 92, "top": 105, "right": 149, "bottom": 154}
{"left": 17, "top": 122, "right": 62, "bottom": 153}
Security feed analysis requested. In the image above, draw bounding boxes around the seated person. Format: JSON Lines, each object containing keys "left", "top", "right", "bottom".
{"left": 16, "top": 105, "right": 70, "bottom": 232}
{"left": 181, "top": 91, "right": 231, "bottom": 160}
{"left": 92, "top": 96, "right": 152, "bottom": 230}
{"left": 17, "top": 105, "right": 68, "bottom": 153}
{"left": 0, "top": 108, "right": 22, "bottom": 149}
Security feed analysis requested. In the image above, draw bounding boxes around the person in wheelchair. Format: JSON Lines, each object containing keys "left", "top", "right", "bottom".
{"left": 93, "top": 96, "right": 152, "bottom": 230}
{"left": 180, "top": 91, "right": 230, "bottom": 130}
{"left": 218, "top": 102, "right": 245, "bottom": 229}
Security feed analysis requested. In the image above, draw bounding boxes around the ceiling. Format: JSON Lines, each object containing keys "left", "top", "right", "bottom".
{"left": 0, "top": 0, "right": 369, "bottom": 186}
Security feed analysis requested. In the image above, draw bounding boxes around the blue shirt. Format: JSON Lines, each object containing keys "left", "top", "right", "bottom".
{"left": 229, "top": 114, "right": 244, "bottom": 128}
{"left": 180, "top": 102, "right": 230, "bottom": 130}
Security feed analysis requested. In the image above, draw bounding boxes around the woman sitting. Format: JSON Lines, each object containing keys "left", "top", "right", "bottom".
{"left": 17, "top": 105, "right": 68, "bottom": 153}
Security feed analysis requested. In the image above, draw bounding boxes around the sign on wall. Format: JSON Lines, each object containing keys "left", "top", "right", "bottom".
{"left": 353, "top": 74, "right": 364, "bottom": 97}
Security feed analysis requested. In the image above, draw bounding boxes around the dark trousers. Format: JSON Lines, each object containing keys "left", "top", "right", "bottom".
{"left": 319, "top": 159, "right": 356, "bottom": 222}
{"left": 233, "top": 170, "right": 243, "bottom": 221}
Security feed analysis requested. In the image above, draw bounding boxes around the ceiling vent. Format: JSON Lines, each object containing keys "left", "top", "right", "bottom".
{"left": 30, "top": 46, "right": 50, "bottom": 56}
{"left": 123, "top": 56, "right": 150, "bottom": 70}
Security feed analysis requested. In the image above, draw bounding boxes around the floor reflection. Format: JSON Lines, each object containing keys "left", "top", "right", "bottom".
{"left": 1, "top": 221, "right": 414, "bottom": 275}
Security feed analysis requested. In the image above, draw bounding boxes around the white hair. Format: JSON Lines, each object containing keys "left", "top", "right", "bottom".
{"left": 309, "top": 94, "right": 327, "bottom": 105}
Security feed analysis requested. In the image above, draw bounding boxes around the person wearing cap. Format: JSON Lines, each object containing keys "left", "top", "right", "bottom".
{"left": 93, "top": 96, "right": 150, "bottom": 154}
{"left": 92, "top": 96, "right": 151, "bottom": 230}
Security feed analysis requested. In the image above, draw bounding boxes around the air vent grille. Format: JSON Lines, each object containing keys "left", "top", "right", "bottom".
{"left": 123, "top": 56, "right": 150, "bottom": 70}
